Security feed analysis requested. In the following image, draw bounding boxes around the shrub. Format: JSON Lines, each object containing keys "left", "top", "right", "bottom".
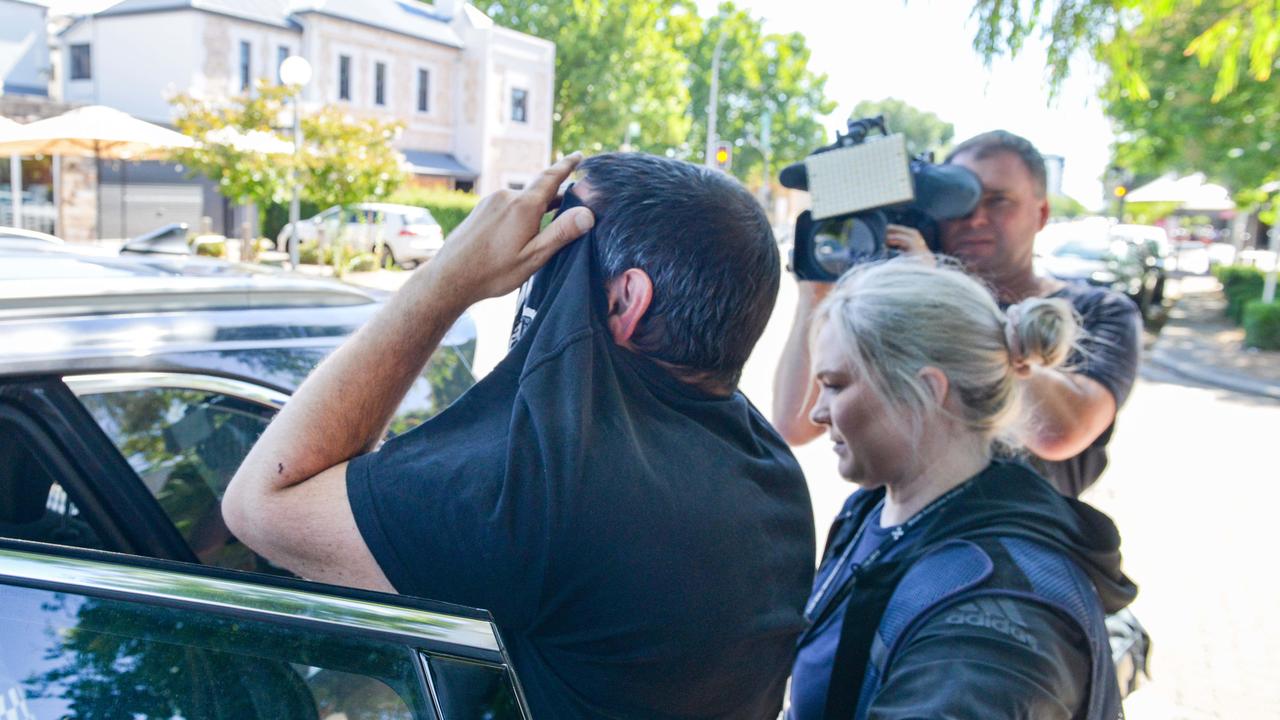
{"left": 386, "top": 186, "right": 480, "bottom": 237}
{"left": 345, "top": 252, "right": 379, "bottom": 274}
{"left": 1244, "top": 299, "right": 1280, "bottom": 350}
{"left": 192, "top": 238, "right": 226, "bottom": 258}
{"left": 1215, "top": 265, "right": 1267, "bottom": 324}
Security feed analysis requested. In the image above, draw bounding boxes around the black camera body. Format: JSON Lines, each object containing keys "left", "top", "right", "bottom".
{"left": 781, "top": 116, "right": 983, "bottom": 282}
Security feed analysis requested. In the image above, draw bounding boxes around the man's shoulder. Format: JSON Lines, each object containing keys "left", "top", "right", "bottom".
{"left": 1047, "top": 281, "right": 1140, "bottom": 320}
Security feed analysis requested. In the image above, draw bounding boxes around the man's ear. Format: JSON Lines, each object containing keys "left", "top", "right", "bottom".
{"left": 605, "top": 268, "right": 654, "bottom": 346}
{"left": 1035, "top": 194, "right": 1051, "bottom": 231}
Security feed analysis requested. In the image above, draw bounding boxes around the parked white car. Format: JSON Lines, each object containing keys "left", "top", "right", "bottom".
{"left": 277, "top": 203, "right": 445, "bottom": 267}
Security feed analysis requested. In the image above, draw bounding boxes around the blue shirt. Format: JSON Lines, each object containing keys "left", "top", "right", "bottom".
{"left": 789, "top": 502, "right": 901, "bottom": 720}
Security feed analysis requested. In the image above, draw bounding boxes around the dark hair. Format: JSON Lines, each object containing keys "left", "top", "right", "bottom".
{"left": 578, "top": 152, "right": 779, "bottom": 391}
{"left": 945, "top": 130, "right": 1047, "bottom": 197}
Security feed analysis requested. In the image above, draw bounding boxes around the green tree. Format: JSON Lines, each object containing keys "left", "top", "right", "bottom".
{"left": 1049, "top": 193, "right": 1089, "bottom": 219}
{"left": 297, "top": 106, "right": 407, "bottom": 209}
{"left": 850, "top": 98, "right": 954, "bottom": 157}
{"left": 1099, "top": 1, "right": 1280, "bottom": 199}
{"left": 964, "top": 0, "right": 1280, "bottom": 102}
{"left": 475, "top": 0, "right": 699, "bottom": 155}
{"left": 683, "top": 3, "right": 835, "bottom": 183}
{"left": 171, "top": 83, "right": 407, "bottom": 229}
{"left": 171, "top": 85, "right": 293, "bottom": 225}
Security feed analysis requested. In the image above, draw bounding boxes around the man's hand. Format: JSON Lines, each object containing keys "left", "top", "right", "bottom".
{"left": 222, "top": 153, "right": 595, "bottom": 590}
{"left": 431, "top": 152, "right": 595, "bottom": 308}
{"left": 885, "top": 224, "right": 935, "bottom": 264}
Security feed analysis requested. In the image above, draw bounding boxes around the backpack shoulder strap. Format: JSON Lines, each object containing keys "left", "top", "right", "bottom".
{"left": 850, "top": 539, "right": 993, "bottom": 720}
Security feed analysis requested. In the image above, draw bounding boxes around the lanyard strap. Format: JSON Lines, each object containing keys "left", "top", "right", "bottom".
{"left": 804, "top": 480, "right": 973, "bottom": 624}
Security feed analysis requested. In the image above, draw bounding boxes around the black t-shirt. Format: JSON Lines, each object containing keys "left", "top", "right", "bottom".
{"left": 1029, "top": 283, "right": 1142, "bottom": 497}
{"left": 347, "top": 231, "right": 815, "bottom": 719}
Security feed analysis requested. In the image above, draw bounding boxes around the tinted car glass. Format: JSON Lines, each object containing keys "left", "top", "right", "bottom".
{"left": 0, "top": 581, "right": 433, "bottom": 719}
{"left": 0, "top": 416, "right": 103, "bottom": 551}
{"left": 426, "top": 655, "right": 523, "bottom": 719}
{"left": 76, "top": 388, "right": 281, "bottom": 574}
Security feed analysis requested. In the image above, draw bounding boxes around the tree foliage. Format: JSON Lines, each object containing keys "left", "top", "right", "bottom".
{"left": 170, "top": 84, "right": 407, "bottom": 221}
{"left": 683, "top": 3, "right": 836, "bottom": 183}
{"left": 1099, "top": 0, "right": 1280, "bottom": 199}
{"left": 471, "top": 0, "right": 834, "bottom": 183}
{"left": 850, "top": 98, "right": 955, "bottom": 157}
{"left": 475, "top": 0, "right": 699, "bottom": 155}
{"left": 964, "top": 0, "right": 1280, "bottom": 102}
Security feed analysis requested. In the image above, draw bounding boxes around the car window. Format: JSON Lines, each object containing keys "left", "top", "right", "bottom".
{"left": 1054, "top": 241, "right": 1109, "bottom": 260}
{"left": 402, "top": 209, "right": 438, "bottom": 226}
{"left": 426, "top": 654, "right": 523, "bottom": 719}
{"left": 0, "top": 416, "right": 104, "bottom": 551}
{"left": 76, "top": 388, "right": 285, "bottom": 575}
{"left": 0, "top": 581, "right": 434, "bottom": 720}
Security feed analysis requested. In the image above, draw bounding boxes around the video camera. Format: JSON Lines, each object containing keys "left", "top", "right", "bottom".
{"left": 780, "top": 116, "right": 983, "bottom": 281}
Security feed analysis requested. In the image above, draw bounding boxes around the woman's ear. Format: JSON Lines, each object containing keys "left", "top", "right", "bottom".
{"left": 605, "top": 268, "right": 654, "bottom": 346}
{"left": 917, "top": 366, "right": 950, "bottom": 408}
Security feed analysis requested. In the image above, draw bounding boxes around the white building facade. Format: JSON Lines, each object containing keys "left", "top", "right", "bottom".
{"left": 58, "top": 0, "right": 554, "bottom": 198}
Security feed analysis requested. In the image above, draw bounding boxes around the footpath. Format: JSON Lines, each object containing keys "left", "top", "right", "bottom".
{"left": 1145, "top": 273, "right": 1280, "bottom": 400}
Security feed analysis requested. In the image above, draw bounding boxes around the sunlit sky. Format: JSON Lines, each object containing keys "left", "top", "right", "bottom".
{"left": 694, "top": 0, "right": 1114, "bottom": 209}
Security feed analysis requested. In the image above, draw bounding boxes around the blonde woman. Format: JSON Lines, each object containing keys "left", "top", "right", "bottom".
{"left": 787, "top": 259, "right": 1136, "bottom": 720}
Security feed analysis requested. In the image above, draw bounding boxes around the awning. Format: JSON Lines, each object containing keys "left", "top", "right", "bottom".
{"left": 401, "top": 150, "right": 477, "bottom": 181}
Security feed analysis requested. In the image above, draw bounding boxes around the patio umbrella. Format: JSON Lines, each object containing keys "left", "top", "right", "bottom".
{"left": 0, "top": 117, "right": 23, "bottom": 228}
{"left": 0, "top": 106, "right": 195, "bottom": 239}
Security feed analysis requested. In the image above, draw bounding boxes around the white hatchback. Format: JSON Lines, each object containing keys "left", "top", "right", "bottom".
{"left": 277, "top": 202, "right": 445, "bottom": 267}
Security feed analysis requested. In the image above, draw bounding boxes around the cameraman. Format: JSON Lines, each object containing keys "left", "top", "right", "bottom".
{"left": 774, "top": 130, "right": 1142, "bottom": 497}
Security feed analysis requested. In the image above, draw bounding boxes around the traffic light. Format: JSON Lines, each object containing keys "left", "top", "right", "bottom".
{"left": 1113, "top": 185, "right": 1128, "bottom": 198}
{"left": 714, "top": 141, "right": 732, "bottom": 171}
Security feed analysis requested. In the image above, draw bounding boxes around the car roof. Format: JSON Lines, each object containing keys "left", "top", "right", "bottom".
{"left": 0, "top": 225, "right": 65, "bottom": 245}
{"left": 0, "top": 242, "right": 380, "bottom": 319}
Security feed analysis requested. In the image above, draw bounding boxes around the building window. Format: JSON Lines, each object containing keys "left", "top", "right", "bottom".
{"left": 276, "top": 46, "right": 289, "bottom": 84}
{"left": 338, "top": 54, "right": 351, "bottom": 101}
{"left": 417, "top": 69, "right": 430, "bottom": 112}
{"left": 239, "top": 40, "right": 251, "bottom": 92}
{"left": 511, "top": 88, "right": 528, "bottom": 123}
{"left": 374, "top": 62, "right": 386, "bottom": 106}
{"left": 69, "top": 44, "right": 92, "bottom": 80}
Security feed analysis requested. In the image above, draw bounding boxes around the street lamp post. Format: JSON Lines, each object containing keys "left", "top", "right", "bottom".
{"left": 704, "top": 33, "right": 727, "bottom": 168}
{"left": 279, "top": 55, "right": 312, "bottom": 269}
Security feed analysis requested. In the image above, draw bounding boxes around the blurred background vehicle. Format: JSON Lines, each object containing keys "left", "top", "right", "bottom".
{"left": 1036, "top": 219, "right": 1163, "bottom": 317}
{"left": 276, "top": 203, "right": 444, "bottom": 268}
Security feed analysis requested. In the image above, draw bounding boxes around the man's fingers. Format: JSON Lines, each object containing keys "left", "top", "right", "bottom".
{"left": 528, "top": 206, "right": 594, "bottom": 261}
{"left": 526, "top": 152, "right": 584, "bottom": 203}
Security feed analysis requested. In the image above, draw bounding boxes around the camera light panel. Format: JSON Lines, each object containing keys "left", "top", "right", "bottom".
{"left": 805, "top": 134, "right": 914, "bottom": 220}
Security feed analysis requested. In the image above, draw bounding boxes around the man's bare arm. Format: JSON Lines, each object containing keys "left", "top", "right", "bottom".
{"left": 222, "top": 153, "right": 595, "bottom": 588}
{"left": 1019, "top": 366, "right": 1117, "bottom": 462}
{"left": 772, "top": 281, "right": 831, "bottom": 446}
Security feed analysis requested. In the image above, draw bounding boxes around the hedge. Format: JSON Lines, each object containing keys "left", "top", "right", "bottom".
{"left": 386, "top": 187, "right": 480, "bottom": 237}
{"left": 1243, "top": 299, "right": 1280, "bottom": 350}
{"left": 1214, "top": 265, "right": 1268, "bottom": 324}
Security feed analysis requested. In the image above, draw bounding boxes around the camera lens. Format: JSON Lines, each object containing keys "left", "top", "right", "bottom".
{"left": 813, "top": 217, "right": 878, "bottom": 276}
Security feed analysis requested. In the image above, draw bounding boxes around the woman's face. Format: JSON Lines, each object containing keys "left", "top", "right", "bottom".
{"left": 809, "top": 322, "right": 917, "bottom": 487}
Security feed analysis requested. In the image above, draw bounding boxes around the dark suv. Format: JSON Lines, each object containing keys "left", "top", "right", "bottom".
{"left": 0, "top": 242, "right": 526, "bottom": 719}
